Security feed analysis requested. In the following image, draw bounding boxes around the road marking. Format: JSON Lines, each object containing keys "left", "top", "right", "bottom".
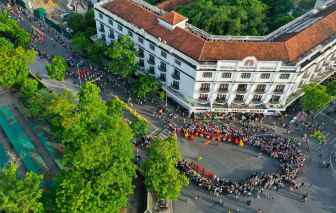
{"left": 331, "top": 138, "right": 336, "bottom": 144}
{"left": 330, "top": 147, "right": 336, "bottom": 174}
{"left": 319, "top": 112, "right": 335, "bottom": 121}
{"left": 322, "top": 131, "right": 327, "bottom": 134}
{"left": 324, "top": 133, "right": 330, "bottom": 138}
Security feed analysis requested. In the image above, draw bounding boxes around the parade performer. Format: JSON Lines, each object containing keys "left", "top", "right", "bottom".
{"left": 200, "top": 132, "right": 203, "bottom": 138}
{"left": 234, "top": 138, "right": 239, "bottom": 145}
{"left": 223, "top": 135, "right": 226, "bottom": 142}
{"left": 174, "top": 132, "right": 177, "bottom": 139}
{"left": 217, "top": 135, "right": 221, "bottom": 141}
{"left": 239, "top": 139, "right": 243, "bottom": 147}
{"left": 195, "top": 129, "right": 199, "bottom": 136}
{"left": 228, "top": 135, "right": 231, "bottom": 142}
{"left": 190, "top": 134, "right": 194, "bottom": 141}
{"left": 206, "top": 133, "right": 211, "bottom": 139}
{"left": 185, "top": 132, "right": 189, "bottom": 139}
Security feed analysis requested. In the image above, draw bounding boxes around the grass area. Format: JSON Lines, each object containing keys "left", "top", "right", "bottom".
{"left": 299, "top": 0, "right": 317, "bottom": 9}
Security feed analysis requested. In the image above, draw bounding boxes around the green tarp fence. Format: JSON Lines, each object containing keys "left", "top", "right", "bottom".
{"left": 15, "top": 100, "right": 63, "bottom": 170}
{"left": 0, "top": 106, "right": 56, "bottom": 187}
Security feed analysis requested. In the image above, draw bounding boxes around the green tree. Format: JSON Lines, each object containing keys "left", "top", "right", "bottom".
{"left": 84, "top": 9, "right": 96, "bottom": 28}
{"left": 133, "top": 74, "right": 161, "bottom": 99}
{"left": 0, "top": 37, "right": 36, "bottom": 88}
{"left": 327, "top": 80, "right": 336, "bottom": 96}
{"left": 106, "top": 98, "right": 126, "bottom": 116}
{"left": 301, "top": 82, "right": 333, "bottom": 111}
{"left": 28, "top": 89, "right": 55, "bottom": 116}
{"left": 268, "top": 14, "right": 295, "bottom": 32}
{"left": 88, "top": 40, "right": 107, "bottom": 65}
{"left": 20, "top": 78, "right": 39, "bottom": 99}
{"left": 261, "top": 0, "right": 294, "bottom": 16}
{"left": 130, "top": 118, "right": 149, "bottom": 140}
{"left": 141, "top": 137, "right": 188, "bottom": 201}
{"left": 67, "top": 14, "right": 86, "bottom": 32}
{"left": 105, "top": 35, "right": 138, "bottom": 84}
{"left": 85, "top": 27, "right": 97, "bottom": 39}
{"left": 0, "top": 162, "right": 44, "bottom": 213}
{"left": 159, "top": 92, "right": 165, "bottom": 102}
{"left": 71, "top": 31, "right": 91, "bottom": 52}
{"left": 46, "top": 55, "right": 68, "bottom": 80}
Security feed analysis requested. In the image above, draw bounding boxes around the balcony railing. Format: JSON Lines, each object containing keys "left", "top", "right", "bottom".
{"left": 198, "top": 97, "right": 209, "bottom": 104}
{"left": 99, "top": 28, "right": 105, "bottom": 32}
{"left": 273, "top": 89, "right": 285, "bottom": 94}
{"left": 233, "top": 98, "right": 244, "bottom": 104}
{"left": 171, "top": 74, "right": 180, "bottom": 80}
{"left": 171, "top": 83, "right": 179, "bottom": 91}
{"left": 147, "top": 59, "right": 155, "bottom": 65}
{"left": 158, "top": 76, "right": 166, "bottom": 83}
{"left": 269, "top": 99, "right": 280, "bottom": 104}
{"left": 251, "top": 98, "right": 262, "bottom": 102}
{"left": 138, "top": 53, "right": 144, "bottom": 58}
{"left": 147, "top": 69, "right": 155, "bottom": 75}
{"left": 199, "top": 87, "right": 211, "bottom": 93}
{"left": 236, "top": 88, "right": 247, "bottom": 94}
{"left": 108, "top": 34, "right": 114, "bottom": 39}
{"left": 254, "top": 89, "right": 266, "bottom": 94}
{"left": 137, "top": 62, "right": 144, "bottom": 68}
{"left": 214, "top": 98, "right": 226, "bottom": 104}
{"left": 158, "top": 66, "right": 166, "bottom": 73}
{"left": 217, "top": 88, "right": 228, "bottom": 93}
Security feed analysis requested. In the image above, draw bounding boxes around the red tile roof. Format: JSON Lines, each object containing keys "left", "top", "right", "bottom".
{"left": 156, "top": 0, "right": 196, "bottom": 12}
{"left": 159, "top": 11, "right": 187, "bottom": 25}
{"left": 103, "top": 0, "right": 336, "bottom": 63}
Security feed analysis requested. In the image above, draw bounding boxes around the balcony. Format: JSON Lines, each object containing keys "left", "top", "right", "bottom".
{"left": 99, "top": 28, "right": 105, "bottom": 32}
{"left": 269, "top": 99, "right": 280, "bottom": 104}
{"left": 108, "top": 34, "right": 114, "bottom": 39}
{"left": 214, "top": 98, "right": 226, "bottom": 104}
{"left": 158, "top": 76, "right": 166, "bottom": 83}
{"left": 236, "top": 88, "right": 247, "bottom": 94}
{"left": 147, "top": 69, "right": 155, "bottom": 76}
{"left": 100, "top": 37, "right": 106, "bottom": 41}
{"left": 232, "top": 98, "right": 244, "bottom": 104}
{"left": 273, "top": 89, "right": 285, "bottom": 94}
{"left": 158, "top": 66, "right": 167, "bottom": 73}
{"left": 254, "top": 89, "right": 266, "bottom": 94}
{"left": 250, "top": 98, "right": 262, "bottom": 104}
{"left": 137, "top": 62, "right": 145, "bottom": 68}
{"left": 147, "top": 59, "right": 155, "bottom": 65}
{"left": 199, "top": 87, "right": 211, "bottom": 93}
{"left": 217, "top": 88, "right": 229, "bottom": 94}
{"left": 138, "top": 53, "right": 144, "bottom": 58}
{"left": 198, "top": 97, "right": 209, "bottom": 104}
{"left": 301, "top": 73, "right": 310, "bottom": 79}
{"left": 171, "top": 74, "right": 180, "bottom": 81}
{"left": 171, "top": 83, "right": 179, "bottom": 91}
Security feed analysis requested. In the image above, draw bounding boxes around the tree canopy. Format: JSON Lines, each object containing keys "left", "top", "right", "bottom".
{"left": 174, "top": 0, "right": 295, "bottom": 35}
{"left": 141, "top": 137, "right": 188, "bottom": 201}
{"left": 105, "top": 35, "right": 138, "bottom": 84}
{"left": 20, "top": 77, "right": 39, "bottom": 99}
{"left": 46, "top": 55, "right": 68, "bottom": 80}
{"left": 301, "top": 82, "right": 333, "bottom": 111}
{"left": 0, "top": 37, "right": 36, "bottom": 88}
{"left": 67, "top": 9, "right": 96, "bottom": 38}
{"left": 129, "top": 118, "right": 149, "bottom": 140}
{"left": 0, "top": 162, "right": 44, "bottom": 213}
{"left": 106, "top": 98, "right": 126, "bottom": 117}
{"left": 133, "top": 74, "right": 161, "bottom": 99}
{"left": 326, "top": 80, "right": 336, "bottom": 96}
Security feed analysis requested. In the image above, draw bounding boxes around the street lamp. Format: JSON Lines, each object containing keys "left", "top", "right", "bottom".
{"left": 76, "top": 60, "right": 85, "bottom": 86}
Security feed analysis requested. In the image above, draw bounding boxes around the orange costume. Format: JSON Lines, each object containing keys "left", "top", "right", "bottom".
{"left": 206, "top": 133, "right": 211, "bottom": 139}
{"left": 223, "top": 135, "right": 226, "bottom": 141}
{"left": 228, "top": 135, "right": 231, "bottom": 142}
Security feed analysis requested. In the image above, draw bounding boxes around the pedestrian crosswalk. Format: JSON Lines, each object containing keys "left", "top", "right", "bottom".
{"left": 321, "top": 131, "right": 335, "bottom": 144}
{"left": 158, "top": 128, "right": 175, "bottom": 139}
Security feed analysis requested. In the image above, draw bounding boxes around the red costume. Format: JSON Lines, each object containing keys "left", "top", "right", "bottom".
{"left": 190, "top": 134, "right": 194, "bottom": 141}
{"left": 234, "top": 138, "right": 239, "bottom": 145}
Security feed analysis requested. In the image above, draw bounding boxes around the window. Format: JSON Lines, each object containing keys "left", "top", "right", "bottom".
{"left": 256, "top": 84, "right": 266, "bottom": 92}
{"left": 175, "top": 59, "right": 181, "bottom": 66}
{"left": 149, "top": 54, "right": 155, "bottom": 64}
{"left": 118, "top": 24, "right": 123, "bottom": 32}
{"left": 218, "top": 84, "right": 228, "bottom": 91}
{"left": 252, "top": 95, "right": 262, "bottom": 102}
{"left": 199, "top": 94, "right": 208, "bottom": 100}
{"left": 108, "top": 18, "right": 113, "bottom": 25}
{"left": 237, "top": 84, "right": 247, "bottom": 91}
{"left": 138, "top": 59, "right": 144, "bottom": 66}
{"left": 241, "top": 73, "right": 251, "bottom": 79}
{"left": 260, "top": 73, "right": 270, "bottom": 79}
{"left": 160, "top": 73, "right": 166, "bottom": 80}
{"left": 99, "top": 13, "right": 103, "bottom": 19}
{"left": 128, "top": 31, "right": 133, "bottom": 38}
{"left": 149, "top": 66, "right": 155, "bottom": 73}
{"left": 101, "top": 34, "right": 106, "bottom": 41}
{"left": 222, "top": 73, "right": 232, "bottom": 78}
{"left": 234, "top": 94, "right": 244, "bottom": 101}
{"left": 280, "top": 74, "right": 290, "bottom": 79}
{"left": 274, "top": 85, "right": 285, "bottom": 92}
{"left": 173, "top": 69, "right": 180, "bottom": 79}
{"left": 149, "top": 43, "right": 155, "bottom": 51}
{"left": 202, "top": 72, "right": 212, "bottom": 78}
{"left": 200, "top": 83, "right": 210, "bottom": 91}
{"left": 172, "top": 80, "right": 179, "bottom": 89}
{"left": 138, "top": 48, "right": 144, "bottom": 57}
{"left": 216, "top": 94, "right": 226, "bottom": 101}
{"left": 160, "top": 61, "right": 166, "bottom": 71}
{"left": 270, "top": 95, "right": 280, "bottom": 102}
{"left": 138, "top": 37, "right": 144, "bottom": 44}
{"left": 109, "top": 29, "right": 114, "bottom": 39}
{"left": 161, "top": 50, "right": 167, "bottom": 58}
{"left": 99, "top": 23, "right": 104, "bottom": 32}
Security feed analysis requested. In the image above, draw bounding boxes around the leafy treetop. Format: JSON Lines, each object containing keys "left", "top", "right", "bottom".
{"left": 301, "top": 82, "right": 333, "bottom": 111}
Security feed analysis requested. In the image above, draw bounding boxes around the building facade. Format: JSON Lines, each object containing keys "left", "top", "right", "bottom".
{"left": 92, "top": 0, "right": 336, "bottom": 114}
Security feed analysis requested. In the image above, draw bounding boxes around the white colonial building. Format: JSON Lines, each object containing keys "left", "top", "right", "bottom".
{"left": 92, "top": 0, "right": 336, "bottom": 114}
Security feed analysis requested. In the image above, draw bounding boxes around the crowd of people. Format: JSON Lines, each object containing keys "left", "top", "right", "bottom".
{"left": 174, "top": 113, "right": 307, "bottom": 200}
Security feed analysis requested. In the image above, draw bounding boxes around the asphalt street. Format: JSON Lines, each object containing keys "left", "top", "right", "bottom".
{"left": 12, "top": 9, "right": 336, "bottom": 213}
